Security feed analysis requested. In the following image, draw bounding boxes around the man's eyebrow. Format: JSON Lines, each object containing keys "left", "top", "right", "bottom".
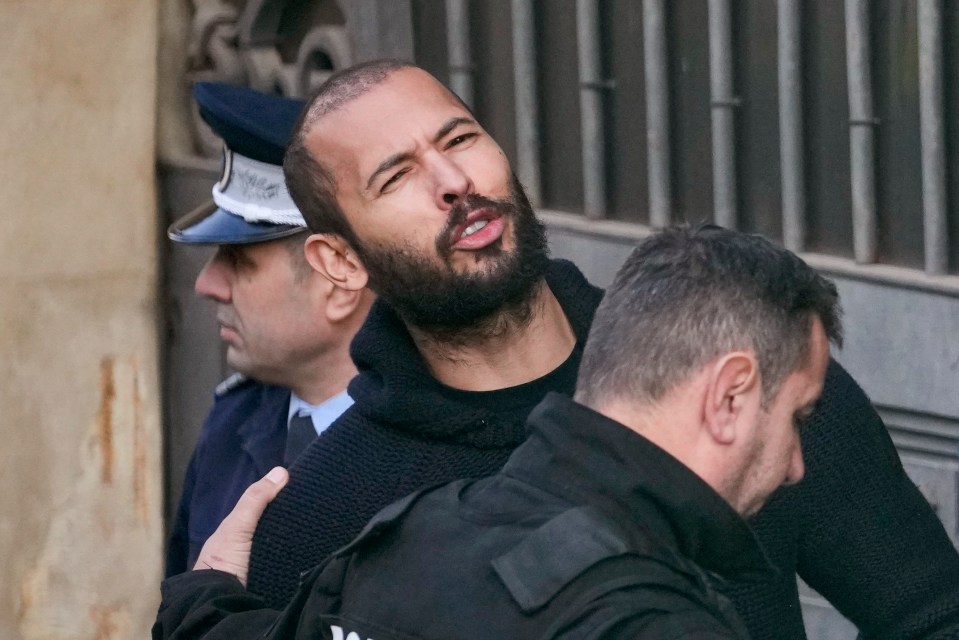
{"left": 366, "top": 150, "right": 415, "bottom": 192}
{"left": 433, "top": 116, "right": 475, "bottom": 144}
{"left": 365, "top": 117, "right": 478, "bottom": 192}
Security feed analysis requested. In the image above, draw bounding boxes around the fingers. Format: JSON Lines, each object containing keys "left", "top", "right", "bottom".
{"left": 193, "top": 467, "right": 289, "bottom": 586}
{"left": 227, "top": 466, "right": 289, "bottom": 529}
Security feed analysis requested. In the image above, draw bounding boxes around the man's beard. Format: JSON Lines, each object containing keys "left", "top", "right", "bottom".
{"left": 352, "top": 173, "right": 551, "bottom": 342}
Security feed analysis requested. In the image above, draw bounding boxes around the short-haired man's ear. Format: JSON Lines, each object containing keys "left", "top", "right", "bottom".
{"left": 703, "top": 351, "right": 761, "bottom": 446}
{"left": 305, "top": 233, "right": 368, "bottom": 291}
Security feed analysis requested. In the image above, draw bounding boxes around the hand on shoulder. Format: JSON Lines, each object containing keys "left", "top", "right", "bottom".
{"left": 194, "top": 466, "right": 289, "bottom": 586}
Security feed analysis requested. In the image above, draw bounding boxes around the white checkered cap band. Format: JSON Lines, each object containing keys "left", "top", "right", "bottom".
{"left": 211, "top": 152, "right": 306, "bottom": 227}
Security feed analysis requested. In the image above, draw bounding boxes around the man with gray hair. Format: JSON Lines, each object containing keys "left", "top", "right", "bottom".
{"left": 155, "top": 224, "right": 840, "bottom": 638}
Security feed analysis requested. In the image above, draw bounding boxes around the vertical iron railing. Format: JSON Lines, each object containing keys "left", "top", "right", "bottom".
{"left": 918, "top": 0, "right": 948, "bottom": 274}
{"left": 778, "top": 0, "right": 805, "bottom": 252}
{"left": 708, "top": 0, "right": 738, "bottom": 229}
{"left": 440, "top": 1, "right": 954, "bottom": 276}
{"left": 643, "top": 0, "right": 672, "bottom": 228}
{"left": 845, "top": 0, "right": 879, "bottom": 264}
{"left": 511, "top": 0, "right": 542, "bottom": 207}
{"left": 445, "top": 0, "right": 473, "bottom": 107}
{"left": 577, "top": 0, "right": 608, "bottom": 219}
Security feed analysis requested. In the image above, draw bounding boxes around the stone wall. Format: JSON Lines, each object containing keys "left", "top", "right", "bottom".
{"left": 0, "top": 2, "right": 163, "bottom": 638}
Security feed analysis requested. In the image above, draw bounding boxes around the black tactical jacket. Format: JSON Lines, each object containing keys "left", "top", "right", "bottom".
{"left": 155, "top": 393, "right": 772, "bottom": 639}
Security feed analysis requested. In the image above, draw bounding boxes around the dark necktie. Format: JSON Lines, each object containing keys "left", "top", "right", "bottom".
{"left": 284, "top": 413, "right": 317, "bottom": 465}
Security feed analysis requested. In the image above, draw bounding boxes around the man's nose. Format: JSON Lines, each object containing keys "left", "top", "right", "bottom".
{"left": 430, "top": 154, "right": 474, "bottom": 210}
{"left": 194, "top": 252, "right": 231, "bottom": 303}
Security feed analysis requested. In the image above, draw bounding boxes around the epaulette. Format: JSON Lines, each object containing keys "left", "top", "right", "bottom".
{"left": 493, "top": 506, "right": 633, "bottom": 612}
{"left": 215, "top": 372, "right": 250, "bottom": 397}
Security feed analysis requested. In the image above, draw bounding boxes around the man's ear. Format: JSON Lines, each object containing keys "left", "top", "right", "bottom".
{"left": 304, "top": 233, "right": 368, "bottom": 291}
{"left": 703, "top": 351, "right": 761, "bottom": 445}
{"left": 325, "top": 286, "right": 373, "bottom": 324}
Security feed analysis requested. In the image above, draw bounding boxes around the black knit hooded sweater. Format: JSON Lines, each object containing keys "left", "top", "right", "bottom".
{"left": 246, "top": 259, "right": 959, "bottom": 639}
{"left": 247, "top": 260, "right": 600, "bottom": 598}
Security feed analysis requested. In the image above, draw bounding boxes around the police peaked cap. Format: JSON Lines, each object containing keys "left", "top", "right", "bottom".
{"left": 168, "top": 82, "right": 309, "bottom": 245}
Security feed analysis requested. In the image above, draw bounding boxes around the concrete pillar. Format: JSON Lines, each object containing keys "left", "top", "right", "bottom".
{"left": 0, "top": 2, "right": 163, "bottom": 638}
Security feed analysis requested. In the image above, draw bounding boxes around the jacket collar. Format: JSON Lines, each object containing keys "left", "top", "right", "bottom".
{"left": 235, "top": 383, "right": 290, "bottom": 474}
{"left": 504, "top": 393, "right": 774, "bottom": 582}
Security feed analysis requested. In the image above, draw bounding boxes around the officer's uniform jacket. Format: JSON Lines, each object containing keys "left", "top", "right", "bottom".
{"left": 165, "top": 376, "right": 289, "bottom": 576}
{"left": 155, "top": 393, "right": 771, "bottom": 639}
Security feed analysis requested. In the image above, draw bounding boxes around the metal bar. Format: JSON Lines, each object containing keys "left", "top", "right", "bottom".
{"left": 445, "top": 0, "right": 473, "bottom": 107}
{"left": 342, "top": 0, "right": 415, "bottom": 61}
{"left": 643, "top": 0, "right": 671, "bottom": 227}
{"left": 708, "top": 0, "right": 737, "bottom": 228}
{"left": 845, "top": 0, "right": 878, "bottom": 264}
{"left": 778, "top": 0, "right": 805, "bottom": 252}
{"left": 577, "top": 0, "right": 607, "bottom": 219}
{"left": 511, "top": 0, "right": 542, "bottom": 207}
{"left": 918, "top": 0, "right": 948, "bottom": 274}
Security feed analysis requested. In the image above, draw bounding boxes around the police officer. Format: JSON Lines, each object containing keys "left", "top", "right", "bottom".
{"left": 164, "top": 83, "right": 372, "bottom": 577}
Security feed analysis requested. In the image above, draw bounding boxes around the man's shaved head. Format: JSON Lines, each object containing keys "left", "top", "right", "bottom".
{"left": 300, "top": 58, "right": 416, "bottom": 130}
{"left": 284, "top": 60, "right": 417, "bottom": 246}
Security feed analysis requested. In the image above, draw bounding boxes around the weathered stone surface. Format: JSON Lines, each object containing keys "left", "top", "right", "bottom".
{"left": 0, "top": 2, "right": 162, "bottom": 638}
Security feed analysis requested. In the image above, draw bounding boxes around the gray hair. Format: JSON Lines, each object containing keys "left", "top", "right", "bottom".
{"left": 575, "top": 225, "right": 843, "bottom": 408}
